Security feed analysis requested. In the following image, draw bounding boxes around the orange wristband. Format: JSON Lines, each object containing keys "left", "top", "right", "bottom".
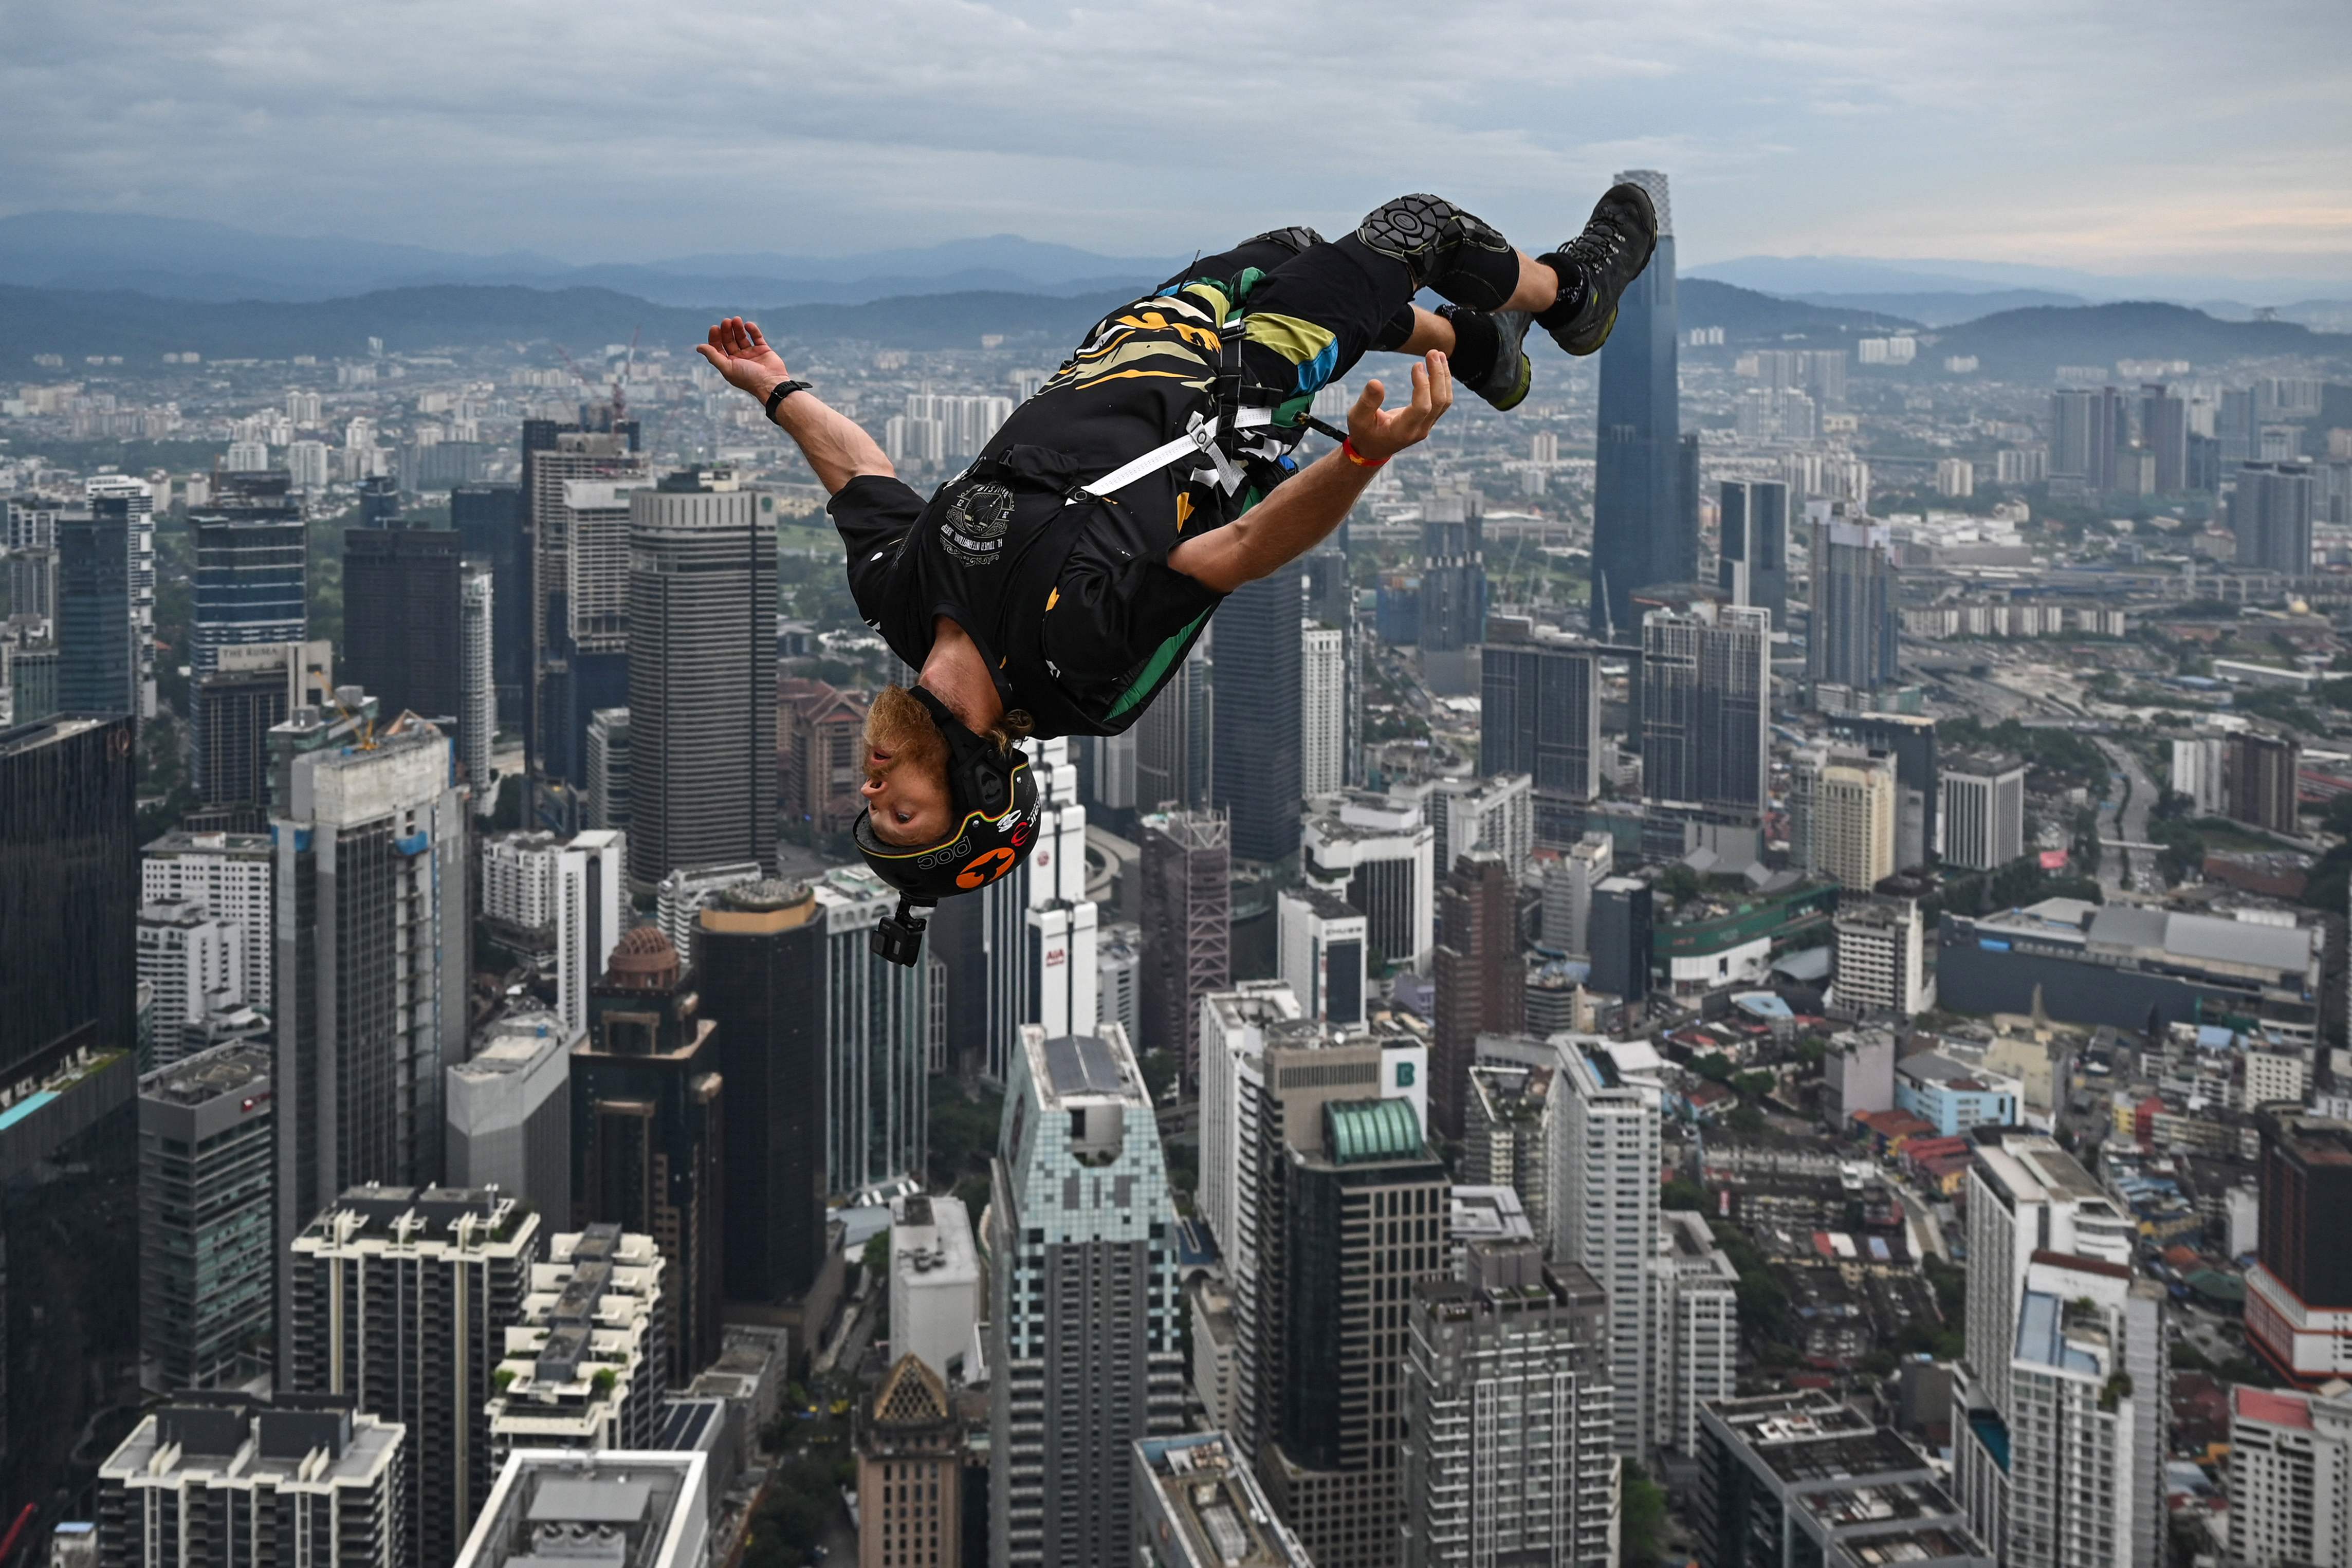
{"left": 1341, "top": 438, "right": 1388, "bottom": 469}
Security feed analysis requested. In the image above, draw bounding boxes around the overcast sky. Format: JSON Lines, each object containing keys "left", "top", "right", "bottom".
{"left": 9, "top": 0, "right": 2351, "bottom": 278}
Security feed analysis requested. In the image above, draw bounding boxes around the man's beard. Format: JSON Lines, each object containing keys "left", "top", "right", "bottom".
{"left": 865, "top": 685, "right": 948, "bottom": 778}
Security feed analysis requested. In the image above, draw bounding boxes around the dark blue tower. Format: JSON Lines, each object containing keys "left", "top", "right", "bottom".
{"left": 1589, "top": 169, "right": 1691, "bottom": 639}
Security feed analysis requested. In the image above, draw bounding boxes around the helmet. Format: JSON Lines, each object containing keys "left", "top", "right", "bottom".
{"left": 854, "top": 687, "right": 1039, "bottom": 962}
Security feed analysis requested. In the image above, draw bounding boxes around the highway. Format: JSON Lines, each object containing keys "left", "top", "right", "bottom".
{"left": 2093, "top": 739, "right": 2158, "bottom": 894}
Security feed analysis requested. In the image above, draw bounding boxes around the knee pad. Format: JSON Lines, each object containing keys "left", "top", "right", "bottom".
{"left": 1354, "top": 195, "right": 1510, "bottom": 291}
{"left": 1246, "top": 225, "right": 1326, "bottom": 255}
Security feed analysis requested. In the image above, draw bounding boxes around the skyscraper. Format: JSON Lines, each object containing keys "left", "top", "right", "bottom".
{"left": 812, "top": 865, "right": 930, "bottom": 1197}
{"left": 625, "top": 468, "right": 776, "bottom": 887}
{"left": 1480, "top": 619, "right": 1604, "bottom": 848}
{"left": 2051, "top": 386, "right": 2124, "bottom": 491}
{"left": 859, "top": 1356, "right": 968, "bottom": 1568}
{"left": 483, "top": 1224, "right": 668, "bottom": 1457}
{"left": 1419, "top": 772, "right": 1534, "bottom": 879}
{"left": 1262, "top": 1096, "right": 1450, "bottom": 1568}
{"left": 1590, "top": 169, "right": 1689, "bottom": 638}
{"left": 527, "top": 433, "right": 647, "bottom": 819}
{"left": 1430, "top": 850, "right": 1523, "bottom": 1140}
{"left": 451, "top": 481, "right": 527, "bottom": 725}
{"left": 190, "top": 489, "right": 308, "bottom": 769}
{"left": 445, "top": 1011, "right": 573, "bottom": 1226}
{"left": 1806, "top": 508, "right": 1898, "bottom": 694}
{"left": 1938, "top": 752, "right": 2027, "bottom": 870}
{"left": 2228, "top": 1381, "right": 2352, "bottom": 1568}
{"left": 58, "top": 499, "right": 137, "bottom": 717}
{"left": 84, "top": 474, "right": 157, "bottom": 719}
{"left": 1135, "top": 643, "right": 1212, "bottom": 811}
{"left": 143, "top": 828, "right": 277, "bottom": 1015}
{"left": 2, "top": 716, "right": 137, "bottom": 1080}
{"left": 1276, "top": 888, "right": 1368, "bottom": 1029}
{"left": 1640, "top": 599, "right": 1771, "bottom": 820}
{"left": 987, "top": 1025, "right": 1183, "bottom": 1567}
{"left": 584, "top": 706, "right": 630, "bottom": 830}
{"left": 1544, "top": 833, "right": 1613, "bottom": 957}
{"left": 1400, "top": 1241, "right": 1617, "bottom": 1568}
{"left": 288, "top": 1185, "right": 541, "bottom": 1568}
{"left": 574, "top": 926, "right": 725, "bottom": 1386}
{"left": 2005, "top": 1255, "right": 2167, "bottom": 1568}
{"left": 695, "top": 879, "right": 829, "bottom": 1302}
{"left": 1138, "top": 808, "right": 1232, "bottom": 1072}
{"left": 1213, "top": 569, "right": 1305, "bottom": 862}
{"left": 555, "top": 829, "right": 626, "bottom": 1042}
{"left": 1133, "top": 1433, "right": 1312, "bottom": 1568}
{"left": 1589, "top": 876, "right": 1652, "bottom": 1007}
{"left": 1648, "top": 1209, "right": 1739, "bottom": 1461}
{"left": 2140, "top": 383, "right": 2188, "bottom": 493}
{"left": 136, "top": 897, "right": 245, "bottom": 1063}
{"left": 2231, "top": 460, "right": 2318, "bottom": 574}
{"left": 1551, "top": 1038, "right": 1663, "bottom": 1454}
{"left": 136, "top": 1041, "right": 275, "bottom": 1392}
{"left": 191, "top": 641, "right": 333, "bottom": 822}
{"left": 1302, "top": 623, "right": 1346, "bottom": 798}
{"left": 1416, "top": 494, "right": 1486, "bottom": 654}
{"left": 1717, "top": 479, "right": 1790, "bottom": 630}
{"left": 2225, "top": 730, "right": 2302, "bottom": 835}
{"left": 459, "top": 563, "right": 496, "bottom": 806}
{"left": 1831, "top": 711, "right": 1939, "bottom": 873}
{"left": 270, "top": 709, "right": 469, "bottom": 1326}
{"left": 2246, "top": 1112, "right": 2352, "bottom": 1388}
{"left": 1788, "top": 745, "right": 1897, "bottom": 892}
{"left": 343, "top": 523, "right": 465, "bottom": 724}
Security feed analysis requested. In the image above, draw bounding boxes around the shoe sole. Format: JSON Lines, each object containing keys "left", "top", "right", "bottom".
{"left": 1483, "top": 355, "right": 1532, "bottom": 411}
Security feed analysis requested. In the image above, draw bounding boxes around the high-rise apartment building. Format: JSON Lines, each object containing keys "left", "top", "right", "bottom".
{"left": 1938, "top": 753, "right": 2027, "bottom": 870}
{"left": 655, "top": 860, "right": 764, "bottom": 963}
{"left": 1138, "top": 808, "right": 1232, "bottom": 1071}
{"left": 1591, "top": 169, "right": 1690, "bottom": 639}
{"left": 1213, "top": 571, "right": 1304, "bottom": 862}
{"left": 696, "top": 879, "right": 830, "bottom": 1302}
{"left": 59, "top": 499, "right": 137, "bottom": 717}
{"left": 1718, "top": 479, "right": 1791, "bottom": 630}
{"left": 143, "top": 829, "right": 275, "bottom": 1015}
{"left": 2003, "top": 1253, "right": 2167, "bottom": 1568}
{"left": 1640, "top": 599, "right": 1771, "bottom": 820}
{"left": 1431, "top": 851, "right": 1523, "bottom": 1140}
{"left": 2051, "top": 386, "right": 2124, "bottom": 491}
{"left": 458, "top": 564, "right": 495, "bottom": 806}
{"left": 1806, "top": 509, "right": 1898, "bottom": 694}
{"left": 1133, "top": 1433, "right": 1312, "bottom": 1568}
{"left": 1951, "top": 1132, "right": 2138, "bottom": 1557}
{"left": 1277, "top": 887, "right": 1368, "bottom": 1029}
{"left": 1832, "top": 900, "right": 1931, "bottom": 1019}
{"left": 2226, "top": 729, "right": 2303, "bottom": 835}
{"left": 584, "top": 706, "right": 630, "bottom": 829}
{"left": 2246, "top": 1112, "right": 2352, "bottom": 1388}
{"left": 1302, "top": 622, "right": 1346, "bottom": 798}
{"left": 1588, "top": 878, "right": 1653, "bottom": 1006}
{"left": 96, "top": 1396, "right": 408, "bottom": 1568}
{"left": 1261, "top": 1096, "right": 1450, "bottom": 1568}
{"left": 1648, "top": 1210, "right": 1739, "bottom": 1460}
{"left": 445, "top": 1010, "right": 573, "bottom": 1225}
{"left": 1544, "top": 833, "right": 1614, "bottom": 957}
{"left": 859, "top": 1355, "right": 967, "bottom": 1568}
{"left": 271, "top": 710, "right": 468, "bottom": 1302}
{"left": 344, "top": 524, "right": 464, "bottom": 726}
{"left": 2140, "top": 384, "right": 2188, "bottom": 493}
{"left": 2171, "top": 734, "right": 2226, "bottom": 816}
{"left": 987, "top": 1025, "right": 1183, "bottom": 1567}
{"left": 1789, "top": 746, "right": 1897, "bottom": 892}
{"left": 1832, "top": 712, "right": 1939, "bottom": 873}
{"left": 136, "top": 897, "right": 245, "bottom": 1063}
{"left": 1419, "top": 772, "right": 1534, "bottom": 880}
{"left": 191, "top": 641, "right": 333, "bottom": 820}
{"left": 137, "top": 1041, "right": 275, "bottom": 1392}
{"left": 1552, "top": 1039, "right": 1664, "bottom": 1453}
{"left": 1401, "top": 1240, "right": 1617, "bottom": 1568}
{"left": 574, "top": 926, "right": 724, "bottom": 1385}
{"left": 288, "top": 1184, "right": 542, "bottom": 1568}
{"left": 1463, "top": 1063, "right": 1551, "bottom": 1243}
{"left": 806, "top": 866, "right": 930, "bottom": 1197}
{"left": 2227, "top": 1381, "right": 2352, "bottom": 1568}
{"left": 1480, "top": 618, "right": 1604, "bottom": 848}
{"left": 486, "top": 1225, "right": 667, "bottom": 1456}
{"left": 2231, "top": 460, "right": 2317, "bottom": 574}
{"left": 3, "top": 716, "right": 137, "bottom": 1079}
{"left": 1301, "top": 793, "right": 1437, "bottom": 972}
{"left": 555, "top": 828, "right": 626, "bottom": 1042}
{"left": 625, "top": 469, "right": 776, "bottom": 886}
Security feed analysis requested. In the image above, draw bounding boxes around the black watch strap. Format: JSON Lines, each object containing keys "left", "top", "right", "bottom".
{"left": 763, "top": 379, "right": 812, "bottom": 419}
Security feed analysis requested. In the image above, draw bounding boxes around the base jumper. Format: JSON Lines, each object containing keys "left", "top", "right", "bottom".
{"left": 696, "top": 186, "right": 1659, "bottom": 962}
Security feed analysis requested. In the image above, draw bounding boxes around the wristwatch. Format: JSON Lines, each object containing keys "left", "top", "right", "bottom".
{"left": 763, "top": 379, "right": 813, "bottom": 420}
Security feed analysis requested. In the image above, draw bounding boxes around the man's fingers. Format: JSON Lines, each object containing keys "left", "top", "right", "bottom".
{"left": 1353, "top": 380, "right": 1385, "bottom": 417}
{"left": 694, "top": 344, "right": 723, "bottom": 368}
{"left": 1427, "top": 349, "right": 1454, "bottom": 416}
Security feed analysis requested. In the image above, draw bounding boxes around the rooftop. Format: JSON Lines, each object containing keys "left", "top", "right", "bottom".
{"left": 1034, "top": 1032, "right": 1146, "bottom": 1108}
{"left": 454, "top": 1451, "right": 706, "bottom": 1568}
{"left": 1135, "top": 1433, "right": 1311, "bottom": 1567}
{"left": 139, "top": 1040, "right": 271, "bottom": 1107}
{"left": 1326, "top": 1097, "right": 1424, "bottom": 1164}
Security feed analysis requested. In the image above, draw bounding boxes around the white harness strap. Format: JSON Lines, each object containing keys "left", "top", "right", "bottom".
{"left": 1067, "top": 405, "right": 1280, "bottom": 503}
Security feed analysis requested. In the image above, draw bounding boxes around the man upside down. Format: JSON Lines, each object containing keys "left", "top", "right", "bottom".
{"left": 695, "top": 186, "right": 1658, "bottom": 958}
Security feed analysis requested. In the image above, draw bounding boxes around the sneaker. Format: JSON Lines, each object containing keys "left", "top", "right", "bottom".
{"left": 1537, "top": 182, "right": 1659, "bottom": 357}
{"left": 1441, "top": 304, "right": 1534, "bottom": 411}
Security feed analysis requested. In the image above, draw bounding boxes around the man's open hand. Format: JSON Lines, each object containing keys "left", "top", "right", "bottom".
{"left": 695, "top": 317, "right": 791, "bottom": 401}
{"left": 1346, "top": 349, "right": 1454, "bottom": 463}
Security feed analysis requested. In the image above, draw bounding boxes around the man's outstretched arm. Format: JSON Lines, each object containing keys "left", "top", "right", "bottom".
{"left": 1165, "top": 351, "right": 1454, "bottom": 595}
{"left": 695, "top": 316, "right": 894, "bottom": 494}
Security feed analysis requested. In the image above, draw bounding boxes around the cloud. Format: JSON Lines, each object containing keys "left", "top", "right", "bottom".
{"left": 3, "top": 0, "right": 2348, "bottom": 278}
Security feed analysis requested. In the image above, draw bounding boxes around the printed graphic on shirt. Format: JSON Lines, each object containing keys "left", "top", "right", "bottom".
{"left": 939, "top": 480, "right": 1016, "bottom": 567}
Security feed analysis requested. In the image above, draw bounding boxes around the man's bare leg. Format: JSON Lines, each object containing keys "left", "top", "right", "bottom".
{"left": 1388, "top": 255, "right": 1565, "bottom": 356}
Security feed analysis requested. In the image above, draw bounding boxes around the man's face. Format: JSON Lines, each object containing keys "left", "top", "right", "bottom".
{"left": 861, "top": 686, "right": 954, "bottom": 847}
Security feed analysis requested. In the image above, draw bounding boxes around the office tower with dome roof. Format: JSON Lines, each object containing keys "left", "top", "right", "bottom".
{"left": 573, "top": 924, "right": 725, "bottom": 1384}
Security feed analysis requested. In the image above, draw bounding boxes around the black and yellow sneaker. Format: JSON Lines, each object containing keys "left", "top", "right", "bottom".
{"left": 1536, "top": 182, "right": 1660, "bottom": 357}
{"left": 1438, "top": 304, "right": 1533, "bottom": 411}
